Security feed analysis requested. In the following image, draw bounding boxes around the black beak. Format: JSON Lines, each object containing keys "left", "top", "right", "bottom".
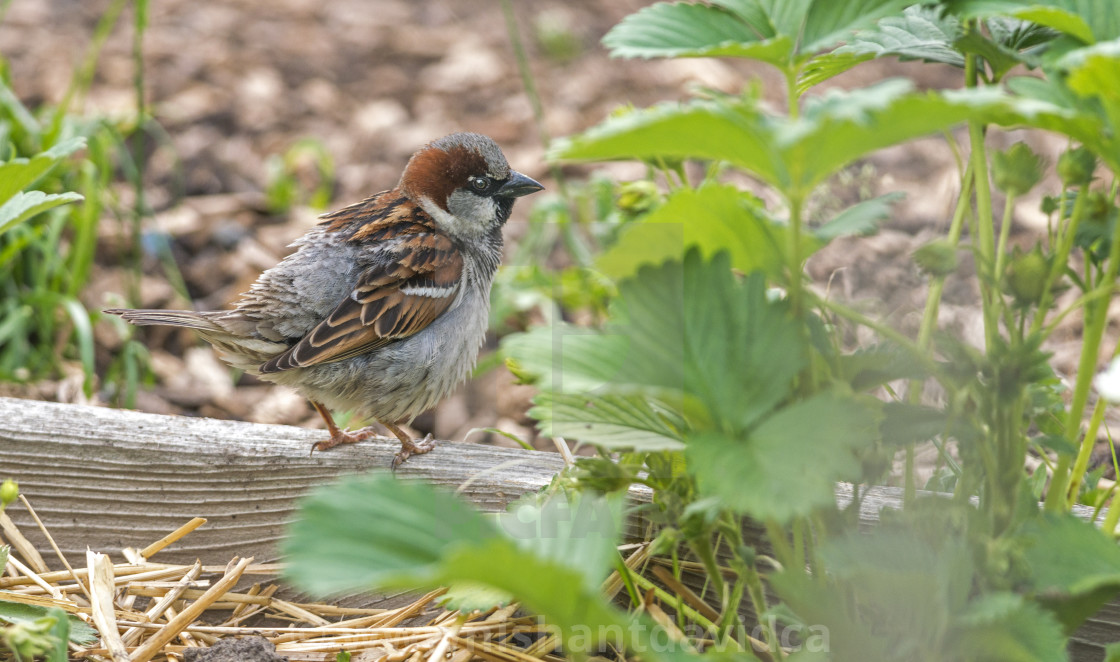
{"left": 496, "top": 171, "right": 544, "bottom": 198}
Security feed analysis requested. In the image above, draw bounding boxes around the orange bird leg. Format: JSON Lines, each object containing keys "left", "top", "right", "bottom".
{"left": 381, "top": 419, "right": 438, "bottom": 471}
{"left": 308, "top": 402, "right": 437, "bottom": 470}
{"left": 309, "top": 402, "right": 375, "bottom": 453}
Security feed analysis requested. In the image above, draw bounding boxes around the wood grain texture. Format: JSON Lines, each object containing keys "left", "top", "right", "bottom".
{"left": 0, "top": 396, "right": 1114, "bottom": 659}
{"left": 0, "top": 396, "right": 567, "bottom": 564}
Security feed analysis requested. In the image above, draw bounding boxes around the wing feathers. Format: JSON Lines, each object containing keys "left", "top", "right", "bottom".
{"left": 258, "top": 229, "right": 463, "bottom": 374}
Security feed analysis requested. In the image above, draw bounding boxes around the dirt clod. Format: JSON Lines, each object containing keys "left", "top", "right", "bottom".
{"left": 182, "top": 637, "right": 288, "bottom": 662}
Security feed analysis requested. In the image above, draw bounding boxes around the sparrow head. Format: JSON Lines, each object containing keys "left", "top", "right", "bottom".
{"left": 400, "top": 132, "right": 543, "bottom": 241}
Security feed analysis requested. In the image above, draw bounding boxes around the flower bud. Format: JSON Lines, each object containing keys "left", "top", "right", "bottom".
{"left": 992, "top": 142, "right": 1044, "bottom": 196}
{"left": 1004, "top": 246, "right": 1050, "bottom": 306}
{"left": 574, "top": 457, "right": 635, "bottom": 493}
{"left": 616, "top": 181, "right": 661, "bottom": 216}
{"left": 1058, "top": 146, "right": 1096, "bottom": 187}
{"left": 1086, "top": 191, "right": 1112, "bottom": 224}
{"left": 913, "top": 240, "right": 959, "bottom": 277}
{"left": 1074, "top": 191, "right": 1117, "bottom": 263}
{"left": 1040, "top": 195, "right": 1060, "bottom": 215}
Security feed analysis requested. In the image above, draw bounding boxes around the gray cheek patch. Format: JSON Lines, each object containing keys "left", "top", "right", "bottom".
{"left": 440, "top": 189, "right": 500, "bottom": 239}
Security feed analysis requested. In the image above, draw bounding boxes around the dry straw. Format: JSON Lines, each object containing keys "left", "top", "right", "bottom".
{"left": 0, "top": 496, "right": 564, "bottom": 662}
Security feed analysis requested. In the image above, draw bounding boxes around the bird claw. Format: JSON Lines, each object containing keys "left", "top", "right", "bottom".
{"left": 309, "top": 427, "right": 376, "bottom": 456}
{"left": 306, "top": 422, "right": 435, "bottom": 471}
{"left": 391, "top": 434, "right": 438, "bottom": 471}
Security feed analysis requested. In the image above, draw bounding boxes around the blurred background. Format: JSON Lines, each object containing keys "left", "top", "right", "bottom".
{"left": 0, "top": 0, "right": 1109, "bottom": 467}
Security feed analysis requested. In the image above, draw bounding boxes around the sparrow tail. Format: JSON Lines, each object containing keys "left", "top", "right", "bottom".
{"left": 103, "top": 309, "right": 226, "bottom": 333}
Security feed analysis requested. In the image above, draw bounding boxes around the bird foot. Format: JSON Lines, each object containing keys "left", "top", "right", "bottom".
{"left": 310, "top": 426, "right": 376, "bottom": 455}
{"left": 391, "top": 434, "right": 438, "bottom": 471}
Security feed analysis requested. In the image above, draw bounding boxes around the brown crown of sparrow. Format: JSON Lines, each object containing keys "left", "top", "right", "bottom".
{"left": 107, "top": 132, "right": 543, "bottom": 469}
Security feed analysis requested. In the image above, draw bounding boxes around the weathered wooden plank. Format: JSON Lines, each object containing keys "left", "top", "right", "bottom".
{"left": 0, "top": 396, "right": 1114, "bottom": 659}
{"left": 0, "top": 396, "right": 569, "bottom": 563}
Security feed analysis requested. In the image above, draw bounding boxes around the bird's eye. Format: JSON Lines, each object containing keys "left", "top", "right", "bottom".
{"left": 469, "top": 176, "right": 491, "bottom": 192}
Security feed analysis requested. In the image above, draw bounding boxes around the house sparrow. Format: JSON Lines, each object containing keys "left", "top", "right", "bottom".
{"left": 107, "top": 132, "right": 543, "bottom": 469}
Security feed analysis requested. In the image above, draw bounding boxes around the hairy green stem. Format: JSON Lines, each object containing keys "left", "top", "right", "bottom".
{"left": 764, "top": 520, "right": 794, "bottom": 572}
{"left": 1032, "top": 186, "right": 1089, "bottom": 336}
{"left": 785, "top": 67, "right": 800, "bottom": 119}
{"left": 741, "top": 565, "right": 771, "bottom": 639}
{"left": 905, "top": 161, "right": 975, "bottom": 503}
{"left": 917, "top": 163, "right": 975, "bottom": 349}
{"left": 963, "top": 43, "right": 1000, "bottom": 354}
{"left": 1067, "top": 398, "right": 1109, "bottom": 509}
{"left": 624, "top": 566, "right": 729, "bottom": 641}
{"left": 791, "top": 519, "right": 806, "bottom": 579}
{"left": 816, "top": 297, "right": 943, "bottom": 379}
{"left": 716, "top": 515, "right": 770, "bottom": 652}
{"left": 1103, "top": 420, "right": 1120, "bottom": 535}
{"left": 1042, "top": 286, "right": 1120, "bottom": 340}
{"left": 1044, "top": 187, "right": 1099, "bottom": 511}
{"left": 782, "top": 60, "right": 805, "bottom": 347}
{"left": 1058, "top": 189, "right": 1120, "bottom": 510}
{"left": 687, "top": 534, "right": 727, "bottom": 616}
{"left": 993, "top": 193, "right": 1016, "bottom": 280}
{"left": 904, "top": 446, "right": 916, "bottom": 505}
{"left": 968, "top": 122, "right": 998, "bottom": 350}
{"left": 613, "top": 552, "right": 642, "bottom": 608}
{"left": 720, "top": 575, "right": 747, "bottom": 648}
{"left": 787, "top": 194, "right": 805, "bottom": 319}
{"left": 994, "top": 394, "right": 1027, "bottom": 534}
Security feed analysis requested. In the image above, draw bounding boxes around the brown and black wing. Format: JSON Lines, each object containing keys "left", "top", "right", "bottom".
{"left": 258, "top": 232, "right": 463, "bottom": 373}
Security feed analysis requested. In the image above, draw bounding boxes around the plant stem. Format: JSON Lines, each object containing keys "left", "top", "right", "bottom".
{"left": 687, "top": 534, "right": 727, "bottom": 617}
{"left": 1056, "top": 191, "right": 1120, "bottom": 510}
{"left": 764, "top": 520, "right": 794, "bottom": 571}
{"left": 1103, "top": 421, "right": 1120, "bottom": 535}
{"left": 791, "top": 519, "right": 806, "bottom": 578}
{"left": 1042, "top": 285, "right": 1119, "bottom": 340}
{"left": 917, "top": 162, "right": 975, "bottom": 350}
{"left": 961, "top": 36, "right": 1001, "bottom": 354}
{"left": 904, "top": 447, "right": 917, "bottom": 503}
{"left": 1044, "top": 187, "right": 1101, "bottom": 511}
{"left": 816, "top": 297, "right": 943, "bottom": 379}
{"left": 968, "top": 123, "right": 998, "bottom": 350}
{"left": 613, "top": 552, "right": 643, "bottom": 608}
{"left": 740, "top": 562, "right": 773, "bottom": 653}
{"left": 716, "top": 514, "right": 771, "bottom": 652}
{"left": 1032, "top": 186, "right": 1089, "bottom": 336}
{"left": 993, "top": 392, "right": 1027, "bottom": 534}
{"left": 993, "top": 192, "right": 1015, "bottom": 279}
{"left": 906, "top": 160, "right": 974, "bottom": 503}
{"left": 624, "top": 569, "right": 731, "bottom": 644}
{"left": 787, "top": 194, "right": 805, "bottom": 319}
{"left": 1067, "top": 398, "right": 1109, "bottom": 509}
{"left": 785, "top": 67, "right": 800, "bottom": 119}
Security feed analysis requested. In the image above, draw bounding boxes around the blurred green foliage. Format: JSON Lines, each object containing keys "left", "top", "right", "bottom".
{"left": 290, "top": 1, "right": 1120, "bottom": 660}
